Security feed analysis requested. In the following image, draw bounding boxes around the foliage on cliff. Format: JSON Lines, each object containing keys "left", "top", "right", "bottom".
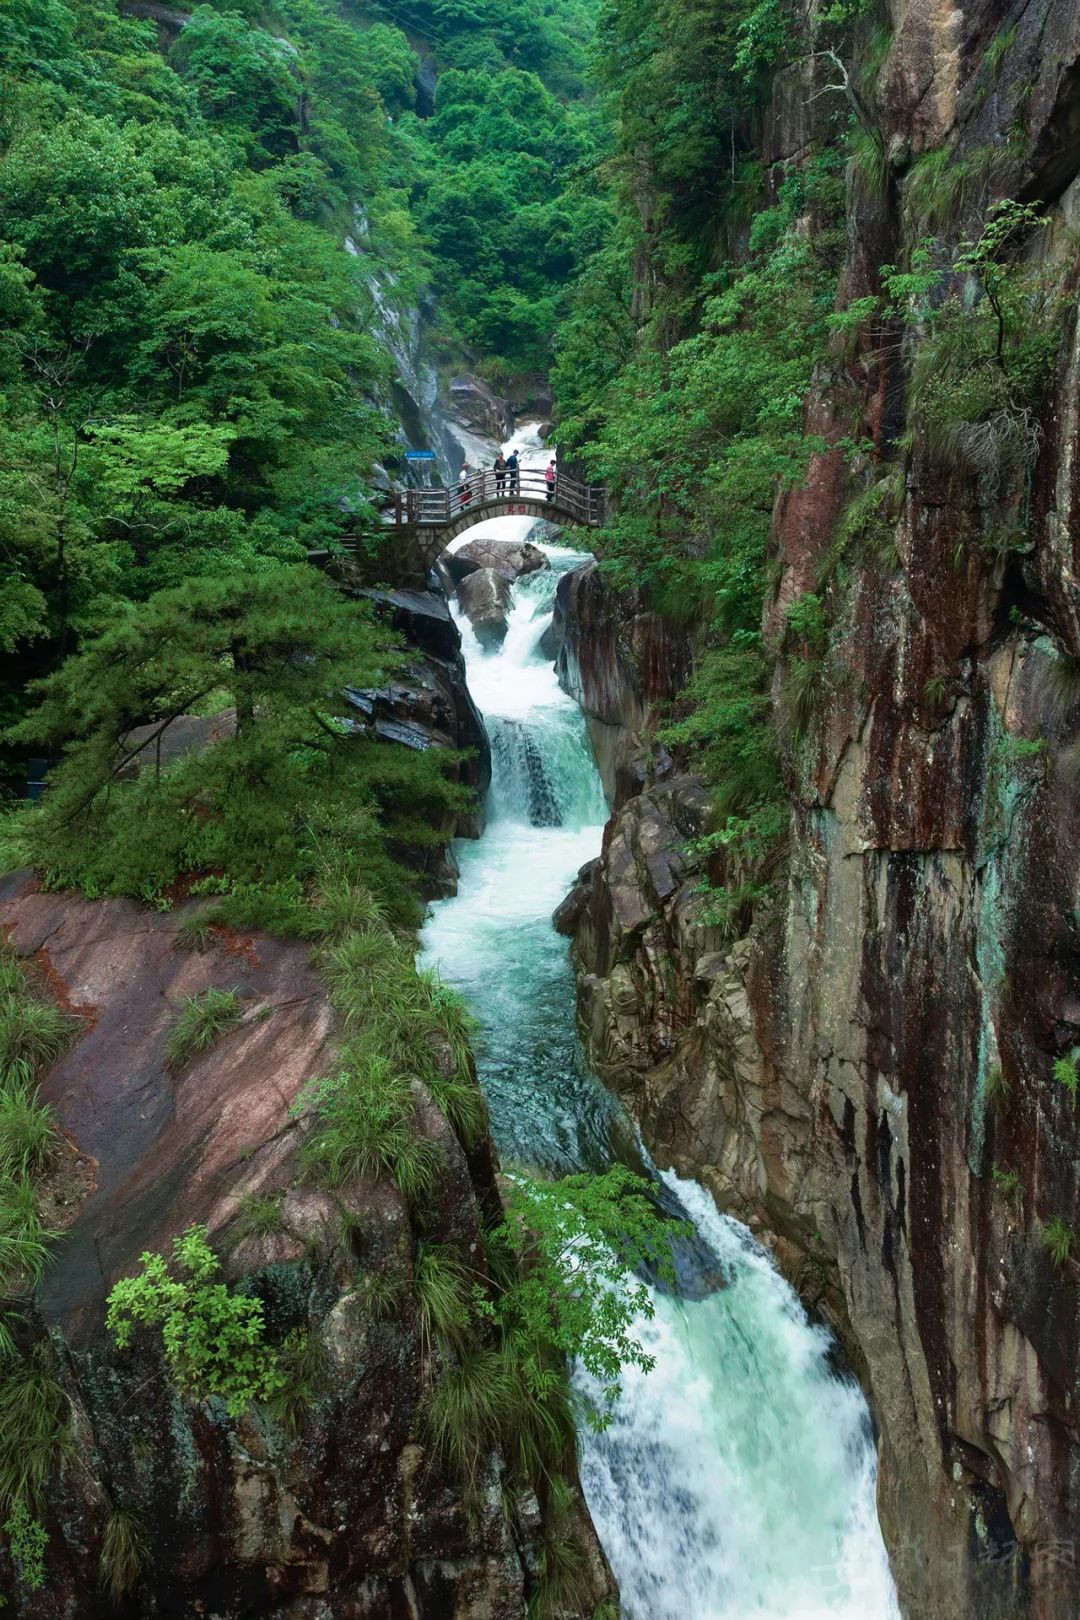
{"left": 553, "top": 0, "right": 1064, "bottom": 898}
{"left": 553, "top": 0, "right": 852, "bottom": 866}
{"left": 10, "top": 567, "right": 468, "bottom": 920}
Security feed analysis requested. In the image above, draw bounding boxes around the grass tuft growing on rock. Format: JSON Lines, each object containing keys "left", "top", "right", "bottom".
{"left": 0, "top": 949, "right": 73, "bottom": 1294}
{"left": 99, "top": 1507, "right": 150, "bottom": 1599}
{"left": 1041, "top": 1216, "right": 1074, "bottom": 1269}
{"left": 301, "top": 1044, "right": 442, "bottom": 1200}
{"left": 358, "top": 1268, "right": 406, "bottom": 1321}
{"left": 415, "top": 1243, "right": 473, "bottom": 1358}
{"left": 262, "top": 1328, "right": 327, "bottom": 1434}
{"left": 0, "top": 1345, "right": 72, "bottom": 1514}
{"left": 424, "top": 1346, "right": 511, "bottom": 1482}
{"left": 1053, "top": 1055, "right": 1079, "bottom": 1106}
{"left": 0, "top": 1080, "right": 59, "bottom": 1183}
{"left": 0, "top": 986, "right": 77, "bottom": 1086}
{"left": 167, "top": 986, "right": 244, "bottom": 1069}
{"left": 528, "top": 1476, "right": 590, "bottom": 1620}
{"left": 303, "top": 909, "right": 488, "bottom": 1201}
{"left": 1038, "top": 653, "right": 1080, "bottom": 730}
{"left": 232, "top": 1191, "right": 285, "bottom": 1241}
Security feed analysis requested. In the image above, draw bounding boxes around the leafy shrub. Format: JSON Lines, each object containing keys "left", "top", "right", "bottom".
{"left": 166, "top": 987, "right": 244, "bottom": 1069}
{"left": 1052, "top": 1055, "right": 1078, "bottom": 1106}
{"left": 4, "top": 1499, "right": 47, "bottom": 1592}
{"left": 106, "top": 1226, "right": 284, "bottom": 1417}
{"left": 424, "top": 1166, "right": 677, "bottom": 1497}
{"left": 784, "top": 592, "right": 827, "bottom": 654}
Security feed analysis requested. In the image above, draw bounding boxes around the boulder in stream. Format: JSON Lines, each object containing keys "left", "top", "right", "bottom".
{"left": 456, "top": 566, "right": 512, "bottom": 648}
{"left": 444, "top": 538, "right": 549, "bottom": 583}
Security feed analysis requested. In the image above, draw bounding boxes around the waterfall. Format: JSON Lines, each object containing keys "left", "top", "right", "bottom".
{"left": 421, "top": 519, "right": 900, "bottom": 1618}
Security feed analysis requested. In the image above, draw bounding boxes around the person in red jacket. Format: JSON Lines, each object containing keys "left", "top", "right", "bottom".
{"left": 545, "top": 459, "right": 557, "bottom": 501}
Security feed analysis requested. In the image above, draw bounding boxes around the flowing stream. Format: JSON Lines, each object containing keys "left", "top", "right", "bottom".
{"left": 421, "top": 431, "right": 899, "bottom": 1619}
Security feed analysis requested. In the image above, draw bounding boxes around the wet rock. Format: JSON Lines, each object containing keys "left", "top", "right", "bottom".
{"left": 524, "top": 518, "right": 563, "bottom": 547}
{"left": 0, "top": 877, "right": 616, "bottom": 1618}
{"left": 456, "top": 567, "right": 512, "bottom": 649}
{"left": 554, "top": 562, "right": 692, "bottom": 805}
{"left": 450, "top": 538, "right": 549, "bottom": 581}
{"left": 537, "top": 614, "right": 563, "bottom": 663}
{"left": 344, "top": 656, "right": 490, "bottom": 853}
{"left": 124, "top": 710, "right": 235, "bottom": 774}
{"left": 357, "top": 585, "right": 460, "bottom": 661}
{"left": 553, "top": 860, "right": 597, "bottom": 936}
{"left": 445, "top": 373, "right": 513, "bottom": 441}
{"left": 343, "top": 585, "right": 490, "bottom": 857}
{"left": 562, "top": 10, "right": 1080, "bottom": 1610}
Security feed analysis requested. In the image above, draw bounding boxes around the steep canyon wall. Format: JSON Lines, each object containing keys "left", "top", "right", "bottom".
{"left": 559, "top": 4, "right": 1080, "bottom": 1616}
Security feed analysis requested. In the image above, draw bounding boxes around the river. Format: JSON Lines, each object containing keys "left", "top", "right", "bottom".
{"left": 420, "top": 428, "right": 899, "bottom": 1620}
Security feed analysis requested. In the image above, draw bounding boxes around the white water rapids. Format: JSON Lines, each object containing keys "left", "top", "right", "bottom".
{"left": 421, "top": 426, "right": 899, "bottom": 1619}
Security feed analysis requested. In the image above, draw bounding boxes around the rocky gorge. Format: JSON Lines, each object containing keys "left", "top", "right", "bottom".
{"left": 5, "top": 0, "right": 1080, "bottom": 1611}
{"left": 547, "top": 4, "right": 1080, "bottom": 1615}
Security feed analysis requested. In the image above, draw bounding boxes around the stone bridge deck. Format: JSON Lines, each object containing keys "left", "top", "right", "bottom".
{"left": 309, "top": 469, "right": 605, "bottom": 575}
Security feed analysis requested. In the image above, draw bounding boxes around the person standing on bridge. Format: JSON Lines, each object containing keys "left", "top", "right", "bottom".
{"left": 505, "top": 449, "right": 519, "bottom": 494}
{"left": 545, "top": 459, "right": 557, "bottom": 502}
{"left": 459, "top": 462, "right": 472, "bottom": 507}
{"left": 494, "top": 450, "right": 507, "bottom": 494}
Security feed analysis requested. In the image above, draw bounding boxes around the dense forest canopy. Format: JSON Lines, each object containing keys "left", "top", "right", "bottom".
{"left": 0, "top": 0, "right": 605, "bottom": 812}
{"left": 3, "top": 0, "right": 1049, "bottom": 907}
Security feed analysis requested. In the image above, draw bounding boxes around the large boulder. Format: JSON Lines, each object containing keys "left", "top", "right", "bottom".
{"left": 443, "top": 538, "right": 549, "bottom": 584}
{"left": 456, "top": 567, "right": 512, "bottom": 648}
{"left": 445, "top": 373, "right": 513, "bottom": 441}
{"left": 357, "top": 584, "right": 461, "bottom": 660}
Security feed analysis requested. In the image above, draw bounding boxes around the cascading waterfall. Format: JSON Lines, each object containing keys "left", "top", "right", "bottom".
{"left": 421, "top": 449, "right": 900, "bottom": 1619}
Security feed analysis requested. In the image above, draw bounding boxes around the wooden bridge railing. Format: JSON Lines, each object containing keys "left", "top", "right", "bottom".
{"left": 390, "top": 468, "right": 605, "bottom": 528}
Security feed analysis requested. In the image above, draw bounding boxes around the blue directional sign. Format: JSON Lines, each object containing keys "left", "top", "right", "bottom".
{"left": 406, "top": 449, "right": 436, "bottom": 461}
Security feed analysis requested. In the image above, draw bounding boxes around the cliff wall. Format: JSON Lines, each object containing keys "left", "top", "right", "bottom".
{"left": 559, "top": 3, "right": 1080, "bottom": 1615}
{"left": 0, "top": 875, "right": 609, "bottom": 1617}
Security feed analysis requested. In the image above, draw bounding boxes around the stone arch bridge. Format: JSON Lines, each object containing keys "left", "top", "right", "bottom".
{"left": 309, "top": 469, "right": 605, "bottom": 576}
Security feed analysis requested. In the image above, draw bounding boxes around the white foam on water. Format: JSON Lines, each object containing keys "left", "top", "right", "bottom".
{"left": 420, "top": 536, "right": 900, "bottom": 1620}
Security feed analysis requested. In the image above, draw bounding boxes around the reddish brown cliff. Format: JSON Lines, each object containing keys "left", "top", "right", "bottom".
{"left": 0, "top": 874, "right": 609, "bottom": 1617}
{"left": 560, "top": 3, "right": 1080, "bottom": 1616}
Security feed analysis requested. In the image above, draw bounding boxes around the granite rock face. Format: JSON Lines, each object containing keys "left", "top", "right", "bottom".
{"left": 561, "top": 4, "right": 1080, "bottom": 1616}
{"left": 446, "top": 538, "right": 549, "bottom": 581}
{"left": 0, "top": 877, "right": 612, "bottom": 1618}
{"left": 346, "top": 583, "right": 491, "bottom": 863}
{"left": 554, "top": 561, "right": 691, "bottom": 805}
{"left": 456, "top": 567, "right": 513, "bottom": 649}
